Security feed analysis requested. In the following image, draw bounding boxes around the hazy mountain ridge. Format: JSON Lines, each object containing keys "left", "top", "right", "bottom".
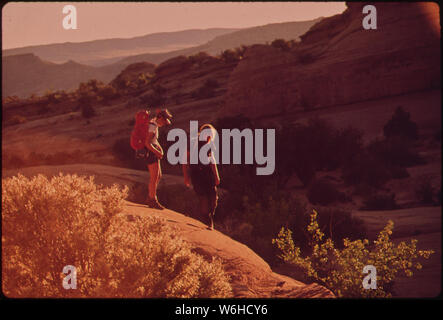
{"left": 2, "top": 19, "right": 321, "bottom": 98}
{"left": 115, "top": 18, "right": 322, "bottom": 66}
{"left": 3, "top": 28, "right": 239, "bottom": 66}
{"left": 2, "top": 53, "right": 119, "bottom": 98}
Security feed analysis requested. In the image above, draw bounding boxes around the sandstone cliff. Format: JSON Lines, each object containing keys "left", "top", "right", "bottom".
{"left": 224, "top": 2, "right": 441, "bottom": 118}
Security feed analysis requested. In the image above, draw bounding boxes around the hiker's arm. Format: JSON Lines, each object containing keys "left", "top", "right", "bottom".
{"left": 210, "top": 162, "right": 220, "bottom": 186}
{"left": 182, "top": 151, "right": 191, "bottom": 187}
{"left": 145, "top": 132, "right": 163, "bottom": 159}
{"left": 182, "top": 164, "right": 191, "bottom": 187}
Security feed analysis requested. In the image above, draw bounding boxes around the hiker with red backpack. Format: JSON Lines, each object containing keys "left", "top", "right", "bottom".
{"left": 130, "top": 108, "right": 172, "bottom": 209}
{"left": 182, "top": 124, "right": 220, "bottom": 230}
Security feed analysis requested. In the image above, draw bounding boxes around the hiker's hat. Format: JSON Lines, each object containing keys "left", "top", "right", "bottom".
{"left": 156, "top": 108, "right": 173, "bottom": 125}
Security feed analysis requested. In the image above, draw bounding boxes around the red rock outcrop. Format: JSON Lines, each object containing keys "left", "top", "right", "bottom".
{"left": 224, "top": 2, "right": 441, "bottom": 118}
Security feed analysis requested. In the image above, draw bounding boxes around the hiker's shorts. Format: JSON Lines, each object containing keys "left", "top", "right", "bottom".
{"left": 145, "top": 151, "right": 159, "bottom": 165}
{"left": 138, "top": 148, "right": 159, "bottom": 165}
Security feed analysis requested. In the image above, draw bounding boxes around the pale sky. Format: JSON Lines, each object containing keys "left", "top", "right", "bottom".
{"left": 2, "top": 2, "right": 347, "bottom": 49}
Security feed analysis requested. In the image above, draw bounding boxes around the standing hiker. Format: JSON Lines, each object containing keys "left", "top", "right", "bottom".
{"left": 182, "top": 124, "right": 220, "bottom": 230}
{"left": 144, "top": 108, "right": 172, "bottom": 209}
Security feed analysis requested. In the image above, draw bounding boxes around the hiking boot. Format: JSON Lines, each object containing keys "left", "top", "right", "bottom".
{"left": 208, "top": 214, "right": 214, "bottom": 231}
{"left": 145, "top": 198, "right": 165, "bottom": 210}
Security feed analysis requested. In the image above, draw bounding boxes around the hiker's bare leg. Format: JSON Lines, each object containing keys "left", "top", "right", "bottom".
{"left": 199, "top": 196, "right": 209, "bottom": 220}
{"left": 208, "top": 191, "right": 218, "bottom": 230}
{"left": 147, "top": 160, "right": 160, "bottom": 200}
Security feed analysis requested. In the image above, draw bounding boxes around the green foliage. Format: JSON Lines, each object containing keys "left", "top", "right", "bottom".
{"left": 383, "top": 106, "right": 418, "bottom": 140}
{"left": 314, "top": 208, "right": 367, "bottom": 246}
{"left": 273, "top": 210, "right": 434, "bottom": 297}
{"left": 2, "top": 174, "right": 232, "bottom": 298}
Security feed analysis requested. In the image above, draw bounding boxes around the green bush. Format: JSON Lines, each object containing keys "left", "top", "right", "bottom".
{"left": 273, "top": 210, "right": 434, "bottom": 297}
{"left": 315, "top": 207, "right": 366, "bottom": 246}
{"left": 2, "top": 174, "right": 232, "bottom": 298}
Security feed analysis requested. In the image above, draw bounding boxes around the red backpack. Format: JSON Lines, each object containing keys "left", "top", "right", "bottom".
{"left": 130, "top": 110, "right": 153, "bottom": 151}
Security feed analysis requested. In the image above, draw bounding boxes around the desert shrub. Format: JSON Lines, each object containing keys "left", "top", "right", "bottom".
{"left": 361, "top": 193, "right": 398, "bottom": 210}
{"left": 45, "top": 152, "right": 73, "bottom": 165}
{"left": 158, "top": 184, "right": 201, "bottom": 219}
{"left": 383, "top": 106, "right": 418, "bottom": 140}
{"left": 342, "top": 152, "right": 391, "bottom": 188}
{"left": 2, "top": 154, "right": 26, "bottom": 169}
{"left": 368, "top": 137, "right": 424, "bottom": 168}
{"left": 271, "top": 38, "right": 291, "bottom": 51}
{"left": 104, "top": 215, "right": 232, "bottom": 298}
{"left": 191, "top": 78, "right": 219, "bottom": 99}
{"left": 81, "top": 104, "right": 96, "bottom": 118}
{"left": 3, "top": 95, "right": 21, "bottom": 104}
{"left": 233, "top": 45, "right": 248, "bottom": 59}
{"left": 111, "top": 138, "right": 145, "bottom": 170}
{"left": 98, "top": 85, "right": 119, "bottom": 102}
{"left": 139, "top": 90, "right": 165, "bottom": 107}
{"left": 222, "top": 189, "right": 366, "bottom": 265}
{"left": 315, "top": 207, "right": 367, "bottom": 246}
{"left": 27, "top": 151, "right": 47, "bottom": 166}
{"left": 2, "top": 174, "right": 232, "bottom": 298}
{"left": 7, "top": 115, "right": 27, "bottom": 126}
{"left": 37, "top": 104, "right": 51, "bottom": 116}
{"left": 390, "top": 166, "right": 410, "bottom": 179}
{"left": 273, "top": 210, "right": 434, "bottom": 297}
{"left": 44, "top": 90, "right": 66, "bottom": 104}
{"left": 276, "top": 120, "right": 363, "bottom": 187}
{"left": 188, "top": 51, "right": 210, "bottom": 65}
{"left": 228, "top": 194, "right": 308, "bottom": 264}
{"left": 220, "top": 49, "right": 240, "bottom": 63}
{"left": 415, "top": 177, "right": 437, "bottom": 205}
{"left": 307, "top": 179, "right": 347, "bottom": 206}
{"left": 295, "top": 51, "right": 316, "bottom": 64}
